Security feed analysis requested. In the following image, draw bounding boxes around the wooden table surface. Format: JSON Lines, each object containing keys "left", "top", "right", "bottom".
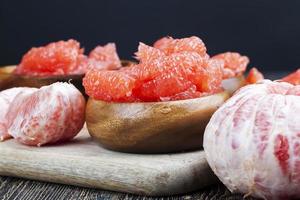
{"left": 0, "top": 176, "right": 259, "bottom": 200}
{"left": 1, "top": 72, "right": 285, "bottom": 200}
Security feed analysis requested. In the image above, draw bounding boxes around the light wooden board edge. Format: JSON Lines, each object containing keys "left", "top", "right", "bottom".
{"left": 0, "top": 130, "right": 218, "bottom": 196}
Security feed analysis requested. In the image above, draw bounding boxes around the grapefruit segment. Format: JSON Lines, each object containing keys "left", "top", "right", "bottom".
{"left": 83, "top": 70, "right": 139, "bottom": 102}
{"left": 83, "top": 36, "right": 238, "bottom": 102}
{"left": 281, "top": 69, "right": 300, "bottom": 85}
{"left": 88, "top": 43, "right": 122, "bottom": 70}
{"left": 246, "top": 67, "right": 264, "bottom": 84}
{"left": 212, "top": 52, "right": 249, "bottom": 79}
{"left": 16, "top": 39, "right": 85, "bottom": 76}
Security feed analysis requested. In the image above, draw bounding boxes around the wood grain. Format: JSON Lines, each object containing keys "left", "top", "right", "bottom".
{"left": 0, "top": 66, "right": 84, "bottom": 92}
{"left": 86, "top": 92, "right": 229, "bottom": 153}
{"left": 0, "top": 176, "right": 259, "bottom": 200}
{"left": 0, "top": 127, "right": 217, "bottom": 196}
{"left": 0, "top": 70, "right": 279, "bottom": 200}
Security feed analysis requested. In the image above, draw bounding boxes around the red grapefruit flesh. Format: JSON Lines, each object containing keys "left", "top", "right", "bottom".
{"left": 88, "top": 43, "right": 122, "bottom": 70}
{"left": 16, "top": 39, "right": 85, "bottom": 76}
{"left": 212, "top": 52, "right": 249, "bottom": 79}
{"left": 83, "top": 70, "right": 139, "bottom": 102}
{"left": 246, "top": 67, "right": 264, "bottom": 84}
{"left": 281, "top": 69, "right": 300, "bottom": 85}
{"left": 83, "top": 36, "right": 224, "bottom": 102}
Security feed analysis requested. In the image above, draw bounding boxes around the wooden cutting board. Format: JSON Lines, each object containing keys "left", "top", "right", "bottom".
{"left": 0, "top": 126, "right": 217, "bottom": 196}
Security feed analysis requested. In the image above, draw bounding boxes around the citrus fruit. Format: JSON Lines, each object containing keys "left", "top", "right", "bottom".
{"left": 15, "top": 39, "right": 85, "bottom": 76}
{"left": 281, "top": 69, "right": 300, "bottom": 85}
{"left": 88, "top": 43, "right": 122, "bottom": 70}
{"left": 83, "top": 70, "right": 139, "bottom": 102}
{"left": 154, "top": 36, "right": 207, "bottom": 57}
{"left": 212, "top": 52, "right": 249, "bottom": 79}
{"left": 204, "top": 80, "right": 300, "bottom": 199}
{"left": 7, "top": 83, "right": 85, "bottom": 146}
{"left": 246, "top": 67, "right": 264, "bottom": 84}
{"left": 153, "top": 36, "right": 173, "bottom": 50}
{"left": 0, "top": 87, "right": 37, "bottom": 141}
{"left": 134, "top": 74, "right": 195, "bottom": 102}
{"left": 167, "top": 86, "right": 203, "bottom": 101}
{"left": 83, "top": 36, "right": 224, "bottom": 102}
{"left": 196, "top": 59, "right": 223, "bottom": 93}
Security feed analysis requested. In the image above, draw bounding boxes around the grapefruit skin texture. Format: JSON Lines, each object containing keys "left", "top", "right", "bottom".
{"left": 6, "top": 83, "right": 85, "bottom": 146}
{"left": 204, "top": 80, "right": 300, "bottom": 199}
{"left": 0, "top": 88, "right": 37, "bottom": 141}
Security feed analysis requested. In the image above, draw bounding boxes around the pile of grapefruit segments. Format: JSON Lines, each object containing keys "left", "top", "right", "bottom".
{"left": 15, "top": 40, "right": 122, "bottom": 76}
{"left": 14, "top": 36, "right": 268, "bottom": 102}
{"left": 83, "top": 36, "right": 255, "bottom": 102}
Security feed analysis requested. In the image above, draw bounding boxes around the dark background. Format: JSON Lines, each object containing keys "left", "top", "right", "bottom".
{"left": 1, "top": 0, "right": 300, "bottom": 72}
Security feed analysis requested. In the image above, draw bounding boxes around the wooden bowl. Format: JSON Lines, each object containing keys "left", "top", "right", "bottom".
{"left": 0, "top": 66, "right": 16, "bottom": 90}
{"left": 0, "top": 65, "right": 84, "bottom": 93}
{"left": 0, "top": 60, "right": 135, "bottom": 92}
{"left": 86, "top": 93, "right": 228, "bottom": 153}
{"left": 86, "top": 76, "right": 245, "bottom": 153}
